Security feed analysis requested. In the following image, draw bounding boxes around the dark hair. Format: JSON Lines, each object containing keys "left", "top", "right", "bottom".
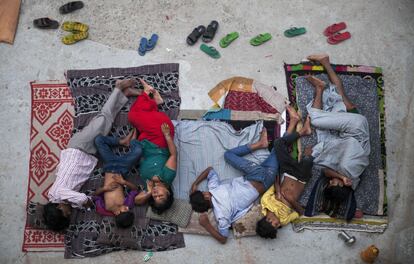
{"left": 148, "top": 186, "right": 174, "bottom": 215}
{"left": 115, "top": 211, "right": 135, "bottom": 228}
{"left": 324, "top": 185, "right": 353, "bottom": 203}
{"left": 256, "top": 217, "right": 277, "bottom": 239}
{"left": 189, "top": 191, "right": 209, "bottom": 213}
{"left": 43, "top": 203, "right": 70, "bottom": 231}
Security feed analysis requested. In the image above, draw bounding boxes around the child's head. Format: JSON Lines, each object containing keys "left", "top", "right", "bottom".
{"left": 149, "top": 185, "right": 174, "bottom": 215}
{"left": 43, "top": 202, "right": 71, "bottom": 231}
{"left": 115, "top": 211, "right": 135, "bottom": 228}
{"left": 324, "top": 184, "right": 353, "bottom": 203}
{"left": 189, "top": 190, "right": 211, "bottom": 213}
{"left": 256, "top": 216, "right": 278, "bottom": 239}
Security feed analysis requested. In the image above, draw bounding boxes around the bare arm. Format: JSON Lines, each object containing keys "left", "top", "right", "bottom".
{"left": 134, "top": 180, "right": 153, "bottom": 205}
{"left": 274, "top": 175, "right": 281, "bottom": 199}
{"left": 190, "top": 167, "right": 213, "bottom": 193}
{"left": 288, "top": 199, "right": 304, "bottom": 215}
{"left": 323, "top": 168, "right": 352, "bottom": 186}
{"left": 162, "top": 123, "right": 177, "bottom": 170}
{"left": 112, "top": 175, "right": 138, "bottom": 190}
{"left": 199, "top": 213, "right": 227, "bottom": 244}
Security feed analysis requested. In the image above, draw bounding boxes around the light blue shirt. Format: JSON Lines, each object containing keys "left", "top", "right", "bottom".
{"left": 207, "top": 169, "right": 259, "bottom": 237}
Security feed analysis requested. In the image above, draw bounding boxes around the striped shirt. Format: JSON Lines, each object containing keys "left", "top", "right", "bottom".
{"left": 48, "top": 148, "right": 98, "bottom": 208}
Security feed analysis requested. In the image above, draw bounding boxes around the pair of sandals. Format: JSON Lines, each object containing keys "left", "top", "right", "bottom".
{"left": 323, "top": 22, "right": 351, "bottom": 45}
{"left": 186, "top": 20, "right": 219, "bottom": 45}
{"left": 33, "top": 1, "right": 84, "bottom": 29}
{"left": 138, "top": 34, "right": 159, "bottom": 56}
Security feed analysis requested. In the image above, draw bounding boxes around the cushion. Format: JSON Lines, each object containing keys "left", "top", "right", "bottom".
{"left": 146, "top": 199, "right": 192, "bottom": 227}
{"left": 26, "top": 201, "right": 49, "bottom": 229}
{"left": 232, "top": 204, "right": 263, "bottom": 238}
{"left": 178, "top": 209, "right": 217, "bottom": 235}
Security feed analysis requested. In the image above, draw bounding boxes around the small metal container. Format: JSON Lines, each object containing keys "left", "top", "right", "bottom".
{"left": 338, "top": 230, "right": 356, "bottom": 246}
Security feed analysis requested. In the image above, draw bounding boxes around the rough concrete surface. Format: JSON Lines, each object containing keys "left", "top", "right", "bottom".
{"left": 1, "top": 0, "right": 413, "bottom": 263}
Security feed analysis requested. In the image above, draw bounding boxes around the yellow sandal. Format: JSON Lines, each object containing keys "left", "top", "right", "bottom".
{"left": 62, "top": 31, "right": 88, "bottom": 45}
{"left": 61, "top": 21, "right": 88, "bottom": 32}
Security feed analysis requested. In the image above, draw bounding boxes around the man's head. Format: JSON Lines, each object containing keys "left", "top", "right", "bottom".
{"left": 256, "top": 211, "right": 280, "bottom": 239}
{"left": 149, "top": 184, "right": 174, "bottom": 215}
{"left": 115, "top": 211, "right": 135, "bottom": 228}
{"left": 43, "top": 202, "right": 71, "bottom": 231}
{"left": 189, "top": 190, "right": 211, "bottom": 213}
{"left": 324, "top": 183, "right": 353, "bottom": 203}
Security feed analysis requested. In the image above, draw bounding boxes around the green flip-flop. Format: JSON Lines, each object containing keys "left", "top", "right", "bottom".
{"left": 200, "top": 44, "right": 221, "bottom": 59}
{"left": 219, "top": 32, "right": 239, "bottom": 48}
{"left": 284, "top": 27, "right": 306, "bottom": 37}
{"left": 250, "top": 33, "right": 272, "bottom": 46}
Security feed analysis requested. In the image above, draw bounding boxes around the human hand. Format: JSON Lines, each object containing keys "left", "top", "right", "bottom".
{"left": 342, "top": 177, "right": 353, "bottom": 187}
{"left": 104, "top": 182, "right": 119, "bottom": 192}
{"left": 112, "top": 175, "right": 126, "bottom": 185}
{"left": 199, "top": 212, "right": 210, "bottom": 226}
{"left": 276, "top": 190, "right": 282, "bottom": 200}
{"left": 161, "top": 123, "right": 170, "bottom": 137}
{"left": 146, "top": 180, "right": 154, "bottom": 193}
{"left": 139, "top": 78, "right": 155, "bottom": 93}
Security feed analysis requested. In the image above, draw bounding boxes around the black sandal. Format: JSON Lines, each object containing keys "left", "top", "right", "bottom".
{"left": 202, "top": 20, "right": 219, "bottom": 43}
{"left": 186, "top": 25, "right": 206, "bottom": 45}
{"left": 59, "top": 1, "right": 84, "bottom": 14}
{"left": 33, "top": 18, "right": 59, "bottom": 29}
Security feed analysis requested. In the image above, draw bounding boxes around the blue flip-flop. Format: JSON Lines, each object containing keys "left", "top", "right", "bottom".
{"left": 146, "top": 34, "right": 158, "bottom": 51}
{"left": 138, "top": 37, "right": 148, "bottom": 56}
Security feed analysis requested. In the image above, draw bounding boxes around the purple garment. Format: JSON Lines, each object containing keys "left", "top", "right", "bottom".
{"left": 93, "top": 190, "right": 139, "bottom": 216}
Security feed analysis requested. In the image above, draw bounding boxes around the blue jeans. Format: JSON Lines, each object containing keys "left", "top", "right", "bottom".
{"left": 94, "top": 135, "right": 142, "bottom": 176}
{"left": 224, "top": 143, "right": 279, "bottom": 190}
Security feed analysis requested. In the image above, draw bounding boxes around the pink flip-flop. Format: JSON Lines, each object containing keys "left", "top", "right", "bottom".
{"left": 327, "top": 31, "right": 351, "bottom": 45}
{"left": 323, "top": 22, "right": 347, "bottom": 36}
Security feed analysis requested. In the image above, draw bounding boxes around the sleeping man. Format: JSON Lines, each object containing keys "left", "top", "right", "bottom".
{"left": 189, "top": 129, "right": 277, "bottom": 244}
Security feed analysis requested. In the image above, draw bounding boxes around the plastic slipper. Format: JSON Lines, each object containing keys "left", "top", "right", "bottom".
{"left": 200, "top": 44, "right": 220, "bottom": 59}
{"left": 284, "top": 27, "right": 306, "bottom": 38}
{"left": 59, "top": 1, "right": 84, "bottom": 14}
{"left": 186, "top": 25, "right": 206, "bottom": 45}
{"left": 250, "top": 33, "right": 272, "bottom": 46}
{"left": 327, "top": 31, "right": 351, "bottom": 44}
{"left": 219, "top": 32, "right": 239, "bottom": 48}
{"left": 61, "top": 31, "right": 88, "bottom": 45}
{"left": 138, "top": 37, "right": 148, "bottom": 56}
{"left": 146, "top": 34, "right": 159, "bottom": 51}
{"left": 61, "top": 21, "right": 88, "bottom": 32}
{"left": 202, "top": 20, "right": 219, "bottom": 43}
{"left": 33, "top": 18, "right": 59, "bottom": 29}
{"left": 323, "top": 22, "right": 346, "bottom": 36}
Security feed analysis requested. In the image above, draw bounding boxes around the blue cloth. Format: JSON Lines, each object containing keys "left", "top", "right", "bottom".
{"left": 224, "top": 144, "right": 278, "bottom": 190}
{"left": 203, "top": 109, "right": 231, "bottom": 120}
{"left": 94, "top": 135, "right": 142, "bottom": 176}
{"left": 207, "top": 169, "right": 259, "bottom": 237}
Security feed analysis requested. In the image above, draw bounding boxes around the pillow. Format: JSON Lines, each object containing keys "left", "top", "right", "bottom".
{"left": 232, "top": 204, "right": 262, "bottom": 238}
{"left": 26, "top": 201, "right": 49, "bottom": 229}
{"left": 178, "top": 209, "right": 217, "bottom": 235}
{"left": 146, "top": 199, "right": 192, "bottom": 228}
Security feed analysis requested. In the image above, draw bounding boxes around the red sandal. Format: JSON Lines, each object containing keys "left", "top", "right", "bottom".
{"left": 327, "top": 31, "right": 351, "bottom": 45}
{"left": 323, "top": 22, "right": 346, "bottom": 36}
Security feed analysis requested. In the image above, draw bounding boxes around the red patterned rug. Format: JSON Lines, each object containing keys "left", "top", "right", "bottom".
{"left": 22, "top": 81, "right": 74, "bottom": 252}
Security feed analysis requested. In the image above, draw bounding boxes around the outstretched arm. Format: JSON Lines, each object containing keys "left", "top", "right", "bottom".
{"left": 134, "top": 180, "right": 153, "bottom": 205}
{"left": 190, "top": 167, "right": 213, "bottom": 193}
{"left": 199, "top": 213, "right": 227, "bottom": 244}
{"left": 162, "top": 123, "right": 177, "bottom": 170}
{"left": 323, "top": 168, "right": 352, "bottom": 186}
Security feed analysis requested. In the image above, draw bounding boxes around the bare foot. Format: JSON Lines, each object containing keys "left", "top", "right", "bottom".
{"left": 299, "top": 116, "right": 312, "bottom": 136}
{"left": 124, "top": 88, "right": 142, "bottom": 97}
{"left": 305, "top": 75, "right": 326, "bottom": 90}
{"left": 286, "top": 105, "right": 300, "bottom": 122}
{"left": 257, "top": 129, "right": 268, "bottom": 148}
{"left": 119, "top": 129, "right": 136, "bottom": 147}
{"left": 307, "top": 54, "right": 330, "bottom": 65}
{"left": 116, "top": 79, "right": 136, "bottom": 91}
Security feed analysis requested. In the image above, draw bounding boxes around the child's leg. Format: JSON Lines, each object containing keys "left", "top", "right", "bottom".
{"left": 224, "top": 145, "right": 258, "bottom": 174}
{"left": 121, "top": 140, "right": 142, "bottom": 171}
{"left": 94, "top": 135, "right": 120, "bottom": 164}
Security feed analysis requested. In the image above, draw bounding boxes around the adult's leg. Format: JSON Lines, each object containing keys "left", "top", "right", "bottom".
{"left": 94, "top": 135, "right": 121, "bottom": 164}
{"left": 68, "top": 80, "right": 134, "bottom": 155}
{"left": 307, "top": 54, "right": 355, "bottom": 110}
{"left": 224, "top": 129, "right": 268, "bottom": 174}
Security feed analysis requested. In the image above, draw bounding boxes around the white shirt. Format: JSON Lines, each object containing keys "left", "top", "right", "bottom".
{"left": 48, "top": 148, "right": 98, "bottom": 208}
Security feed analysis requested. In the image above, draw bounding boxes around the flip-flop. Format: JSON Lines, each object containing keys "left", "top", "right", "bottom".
{"left": 219, "top": 32, "right": 239, "bottom": 48}
{"left": 202, "top": 20, "right": 219, "bottom": 43}
{"left": 186, "top": 25, "right": 206, "bottom": 45}
{"left": 250, "top": 33, "right": 272, "bottom": 46}
{"left": 138, "top": 37, "right": 148, "bottom": 56}
{"left": 146, "top": 34, "right": 159, "bottom": 51}
{"left": 59, "top": 1, "right": 84, "bottom": 14}
{"left": 61, "top": 31, "right": 88, "bottom": 45}
{"left": 61, "top": 21, "right": 88, "bottom": 32}
{"left": 284, "top": 27, "right": 306, "bottom": 38}
{"left": 33, "top": 18, "right": 59, "bottom": 29}
{"left": 323, "top": 22, "right": 346, "bottom": 36}
{"left": 327, "top": 31, "right": 351, "bottom": 44}
{"left": 200, "top": 44, "right": 220, "bottom": 59}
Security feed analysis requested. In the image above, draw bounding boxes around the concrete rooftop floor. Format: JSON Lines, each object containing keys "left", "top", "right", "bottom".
{"left": 1, "top": 0, "right": 414, "bottom": 263}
